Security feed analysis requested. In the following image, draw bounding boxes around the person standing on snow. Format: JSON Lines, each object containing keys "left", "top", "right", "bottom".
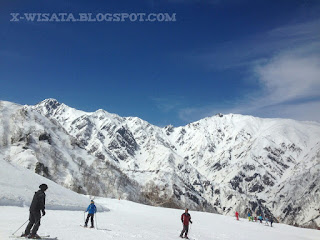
{"left": 21, "top": 184, "right": 48, "bottom": 239}
{"left": 270, "top": 217, "right": 274, "bottom": 227}
{"left": 180, "top": 208, "right": 192, "bottom": 239}
{"left": 84, "top": 200, "right": 97, "bottom": 228}
{"left": 235, "top": 211, "right": 239, "bottom": 221}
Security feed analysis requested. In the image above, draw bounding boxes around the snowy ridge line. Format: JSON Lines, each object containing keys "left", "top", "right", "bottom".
{"left": 0, "top": 98, "right": 320, "bottom": 229}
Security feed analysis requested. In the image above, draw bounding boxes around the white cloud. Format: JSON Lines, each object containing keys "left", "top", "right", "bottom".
{"left": 192, "top": 19, "right": 320, "bottom": 70}
{"left": 178, "top": 20, "right": 320, "bottom": 124}
{"left": 254, "top": 51, "right": 320, "bottom": 105}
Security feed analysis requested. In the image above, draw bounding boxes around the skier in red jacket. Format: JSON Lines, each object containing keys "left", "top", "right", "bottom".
{"left": 180, "top": 208, "right": 192, "bottom": 239}
{"left": 235, "top": 211, "right": 239, "bottom": 220}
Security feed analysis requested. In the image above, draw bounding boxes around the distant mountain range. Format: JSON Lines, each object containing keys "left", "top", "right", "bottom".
{"left": 0, "top": 98, "right": 319, "bottom": 229}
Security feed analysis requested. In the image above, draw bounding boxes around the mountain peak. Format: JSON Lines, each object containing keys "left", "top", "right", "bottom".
{"left": 38, "top": 98, "right": 62, "bottom": 109}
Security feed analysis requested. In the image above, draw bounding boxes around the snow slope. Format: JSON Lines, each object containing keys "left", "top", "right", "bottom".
{"left": 0, "top": 198, "right": 319, "bottom": 240}
{"left": 0, "top": 156, "right": 108, "bottom": 211}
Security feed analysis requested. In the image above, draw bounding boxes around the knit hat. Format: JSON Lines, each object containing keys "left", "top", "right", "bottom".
{"left": 39, "top": 184, "right": 48, "bottom": 191}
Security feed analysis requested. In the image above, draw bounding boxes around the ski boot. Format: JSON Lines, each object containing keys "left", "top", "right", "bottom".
{"left": 28, "top": 233, "right": 41, "bottom": 239}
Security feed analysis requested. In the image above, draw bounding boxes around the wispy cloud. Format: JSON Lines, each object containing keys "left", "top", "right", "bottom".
{"left": 253, "top": 48, "right": 320, "bottom": 105}
{"left": 179, "top": 19, "right": 320, "bottom": 123}
{"left": 192, "top": 19, "right": 320, "bottom": 71}
{"left": 152, "top": 96, "right": 185, "bottom": 113}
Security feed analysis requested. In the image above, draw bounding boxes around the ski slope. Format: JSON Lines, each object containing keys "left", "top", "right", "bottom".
{"left": 0, "top": 156, "right": 107, "bottom": 211}
{"left": 1, "top": 197, "right": 319, "bottom": 240}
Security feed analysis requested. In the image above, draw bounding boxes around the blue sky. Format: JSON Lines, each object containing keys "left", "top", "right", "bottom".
{"left": 1, "top": 0, "right": 320, "bottom": 126}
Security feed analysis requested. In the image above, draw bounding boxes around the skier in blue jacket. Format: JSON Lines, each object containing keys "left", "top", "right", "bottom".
{"left": 84, "top": 200, "right": 97, "bottom": 228}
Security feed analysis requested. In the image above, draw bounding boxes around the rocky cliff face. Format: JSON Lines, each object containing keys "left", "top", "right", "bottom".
{"left": 1, "top": 99, "right": 319, "bottom": 229}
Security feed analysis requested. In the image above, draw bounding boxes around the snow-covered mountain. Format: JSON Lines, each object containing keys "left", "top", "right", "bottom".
{"left": 1, "top": 99, "right": 319, "bottom": 229}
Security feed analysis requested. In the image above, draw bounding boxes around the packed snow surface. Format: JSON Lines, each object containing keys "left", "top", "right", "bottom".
{"left": 0, "top": 157, "right": 107, "bottom": 211}
{"left": 0, "top": 198, "right": 319, "bottom": 240}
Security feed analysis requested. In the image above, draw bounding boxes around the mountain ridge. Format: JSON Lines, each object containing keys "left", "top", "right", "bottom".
{"left": 1, "top": 98, "right": 319, "bottom": 229}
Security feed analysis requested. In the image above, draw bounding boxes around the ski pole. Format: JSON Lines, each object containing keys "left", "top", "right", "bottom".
{"left": 12, "top": 219, "right": 29, "bottom": 236}
{"left": 95, "top": 212, "right": 98, "bottom": 229}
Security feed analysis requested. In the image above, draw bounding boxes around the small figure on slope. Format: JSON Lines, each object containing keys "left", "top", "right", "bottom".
{"left": 180, "top": 208, "right": 192, "bottom": 239}
{"left": 258, "top": 215, "right": 263, "bottom": 223}
{"left": 84, "top": 200, "right": 97, "bottom": 228}
{"left": 21, "top": 184, "right": 48, "bottom": 239}
{"left": 235, "top": 211, "right": 239, "bottom": 221}
{"left": 270, "top": 217, "right": 274, "bottom": 227}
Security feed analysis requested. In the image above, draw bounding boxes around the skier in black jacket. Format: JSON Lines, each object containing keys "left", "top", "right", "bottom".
{"left": 21, "top": 184, "right": 48, "bottom": 239}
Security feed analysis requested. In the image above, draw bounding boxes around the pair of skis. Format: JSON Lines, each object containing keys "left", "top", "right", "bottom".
{"left": 9, "top": 235, "right": 57, "bottom": 240}
{"left": 80, "top": 225, "right": 111, "bottom": 231}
